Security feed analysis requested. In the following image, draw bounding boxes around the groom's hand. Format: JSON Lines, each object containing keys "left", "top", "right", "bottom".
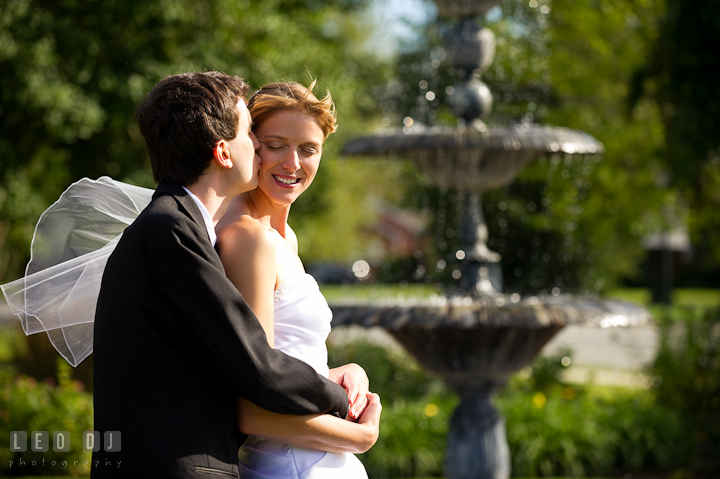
{"left": 329, "top": 363, "right": 369, "bottom": 420}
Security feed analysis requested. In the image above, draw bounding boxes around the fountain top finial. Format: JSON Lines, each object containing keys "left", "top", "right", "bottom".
{"left": 432, "top": 0, "right": 501, "bottom": 18}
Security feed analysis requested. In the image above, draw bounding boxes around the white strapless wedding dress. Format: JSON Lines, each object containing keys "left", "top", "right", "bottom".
{"left": 238, "top": 272, "right": 368, "bottom": 479}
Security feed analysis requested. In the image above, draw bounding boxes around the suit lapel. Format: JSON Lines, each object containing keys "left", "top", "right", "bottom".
{"left": 154, "top": 182, "right": 212, "bottom": 246}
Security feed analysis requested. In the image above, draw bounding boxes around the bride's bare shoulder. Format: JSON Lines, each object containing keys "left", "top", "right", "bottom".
{"left": 216, "top": 195, "right": 277, "bottom": 260}
{"left": 217, "top": 215, "right": 276, "bottom": 254}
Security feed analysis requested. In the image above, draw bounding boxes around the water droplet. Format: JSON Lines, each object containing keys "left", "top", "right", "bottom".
{"left": 352, "top": 260, "right": 371, "bottom": 279}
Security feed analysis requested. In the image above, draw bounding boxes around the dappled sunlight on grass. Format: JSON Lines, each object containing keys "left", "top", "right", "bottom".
{"left": 320, "top": 283, "right": 442, "bottom": 302}
{"left": 606, "top": 288, "right": 720, "bottom": 307}
{"left": 322, "top": 284, "right": 720, "bottom": 308}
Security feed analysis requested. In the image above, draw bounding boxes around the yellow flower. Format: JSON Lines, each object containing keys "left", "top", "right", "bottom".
{"left": 532, "top": 392, "right": 547, "bottom": 408}
{"left": 423, "top": 403, "right": 439, "bottom": 417}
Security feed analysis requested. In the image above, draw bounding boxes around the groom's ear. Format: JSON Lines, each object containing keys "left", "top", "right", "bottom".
{"left": 212, "top": 140, "right": 233, "bottom": 169}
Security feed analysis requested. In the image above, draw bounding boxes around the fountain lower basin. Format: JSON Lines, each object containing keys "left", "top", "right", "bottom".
{"left": 331, "top": 295, "right": 648, "bottom": 382}
{"left": 330, "top": 294, "right": 650, "bottom": 479}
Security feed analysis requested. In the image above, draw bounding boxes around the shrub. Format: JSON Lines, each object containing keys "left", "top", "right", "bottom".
{"left": 649, "top": 306, "right": 720, "bottom": 478}
{"left": 328, "top": 338, "right": 445, "bottom": 403}
{"left": 362, "top": 391, "right": 455, "bottom": 478}
{"left": 329, "top": 335, "right": 689, "bottom": 478}
{"left": 0, "top": 360, "right": 93, "bottom": 477}
{"left": 329, "top": 338, "right": 454, "bottom": 477}
{"left": 498, "top": 378, "right": 685, "bottom": 478}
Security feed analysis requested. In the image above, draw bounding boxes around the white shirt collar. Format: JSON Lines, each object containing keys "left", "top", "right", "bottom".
{"left": 182, "top": 186, "right": 217, "bottom": 246}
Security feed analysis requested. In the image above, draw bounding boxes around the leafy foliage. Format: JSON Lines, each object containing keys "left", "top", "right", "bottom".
{"left": 628, "top": 0, "right": 720, "bottom": 189}
{"left": 366, "top": 0, "right": 674, "bottom": 294}
{"left": 327, "top": 334, "right": 689, "bottom": 478}
{"left": 328, "top": 337, "right": 453, "bottom": 478}
{"left": 0, "top": 0, "right": 390, "bottom": 281}
{"left": 649, "top": 306, "right": 720, "bottom": 477}
{"left": 0, "top": 361, "right": 93, "bottom": 477}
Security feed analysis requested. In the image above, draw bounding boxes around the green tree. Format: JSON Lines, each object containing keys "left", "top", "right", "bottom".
{"left": 367, "top": 0, "right": 704, "bottom": 294}
{"left": 628, "top": 0, "right": 720, "bottom": 284}
{"left": 0, "top": 0, "right": 390, "bottom": 281}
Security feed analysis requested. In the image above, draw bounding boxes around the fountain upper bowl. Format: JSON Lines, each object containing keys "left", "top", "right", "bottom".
{"left": 342, "top": 123, "right": 604, "bottom": 191}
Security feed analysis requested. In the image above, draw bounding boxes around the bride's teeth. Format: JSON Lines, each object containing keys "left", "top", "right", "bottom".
{"left": 274, "top": 175, "right": 299, "bottom": 185}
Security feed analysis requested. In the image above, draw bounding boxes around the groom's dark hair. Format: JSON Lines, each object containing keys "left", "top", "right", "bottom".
{"left": 135, "top": 71, "right": 251, "bottom": 186}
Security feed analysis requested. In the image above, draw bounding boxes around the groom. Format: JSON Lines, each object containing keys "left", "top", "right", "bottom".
{"left": 92, "top": 72, "right": 349, "bottom": 478}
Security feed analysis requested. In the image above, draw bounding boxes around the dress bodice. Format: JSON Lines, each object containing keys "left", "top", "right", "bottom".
{"left": 239, "top": 271, "right": 368, "bottom": 479}
{"left": 272, "top": 272, "right": 332, "bottom": 378}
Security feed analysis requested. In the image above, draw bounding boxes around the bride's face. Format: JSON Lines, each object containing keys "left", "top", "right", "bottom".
{"left": 254, "top": 110, "right": 324, "bottom": 207}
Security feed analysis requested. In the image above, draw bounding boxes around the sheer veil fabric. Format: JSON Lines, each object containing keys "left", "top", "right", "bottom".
{"left": 1, "top": 177, "right": 153, "bottom": 366}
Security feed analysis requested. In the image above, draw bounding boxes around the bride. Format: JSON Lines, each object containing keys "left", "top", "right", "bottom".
{"left": 215, "top": 80, "right": 378, "bottom": 479}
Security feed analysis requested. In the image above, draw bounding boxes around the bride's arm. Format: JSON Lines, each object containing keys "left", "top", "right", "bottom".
{"left": 237, "top": 393, "right": 382, "bottom": 453}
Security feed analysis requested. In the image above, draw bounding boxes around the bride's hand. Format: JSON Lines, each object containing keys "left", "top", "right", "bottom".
{"left": 329, "top": 363, "right": 369, "bottom": 420}
{"left": 356, "top": 392, "right": 382, "bottom": 448}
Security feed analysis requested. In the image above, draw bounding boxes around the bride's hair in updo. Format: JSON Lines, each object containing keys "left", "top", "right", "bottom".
{"left": 247, "top": 80, "right": 337, "bottom": 140}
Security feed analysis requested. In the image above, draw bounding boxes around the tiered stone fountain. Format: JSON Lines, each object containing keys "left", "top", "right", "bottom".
{"left": 332, "top": 1, "right": 650, "bottom": 478}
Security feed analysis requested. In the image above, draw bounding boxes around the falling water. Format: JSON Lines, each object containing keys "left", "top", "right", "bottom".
{"left": 335, "top": 2, "right": 651, "bottom": 478}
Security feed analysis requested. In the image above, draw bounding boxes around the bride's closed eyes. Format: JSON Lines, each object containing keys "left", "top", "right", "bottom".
{"left": 259, "top": 139, "right": 321, "bottom": 156}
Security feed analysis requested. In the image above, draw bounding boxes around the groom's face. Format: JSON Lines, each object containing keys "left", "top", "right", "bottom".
{"left": 226, "top": 100, "right": 261, "bottom": 193}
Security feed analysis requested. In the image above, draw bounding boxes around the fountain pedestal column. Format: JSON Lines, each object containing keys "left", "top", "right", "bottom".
{"left": 458, "top": 192, "right": 503, "bottom": 295}
{"left": 445, "top": 381, "right": 511, "bottom": 479}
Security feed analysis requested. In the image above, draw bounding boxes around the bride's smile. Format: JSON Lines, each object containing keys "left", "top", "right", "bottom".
{"left": 254, "top": 109, "right": 324, "bottom": 207}
{"left": 273, "top": 175, "right": 301, "bottom": 185}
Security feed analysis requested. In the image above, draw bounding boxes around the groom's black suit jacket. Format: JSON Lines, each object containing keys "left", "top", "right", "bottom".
{"left": 92, "top": 182, "right": 348, "bottom": 479}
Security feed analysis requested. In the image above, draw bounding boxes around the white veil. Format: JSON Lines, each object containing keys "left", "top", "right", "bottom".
{"left": 1, "top": 176, "right": 154, "bottom": 366}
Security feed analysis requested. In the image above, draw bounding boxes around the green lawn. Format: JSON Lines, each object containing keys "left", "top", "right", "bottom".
{"left": 320, "top": 282, "right": 442, "bottom": 302}
{"left": 320, "top": 283, "right": 720, "bottom": 308}
{"left": 606, "top": 287, "right": 720, "bottom": 307}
